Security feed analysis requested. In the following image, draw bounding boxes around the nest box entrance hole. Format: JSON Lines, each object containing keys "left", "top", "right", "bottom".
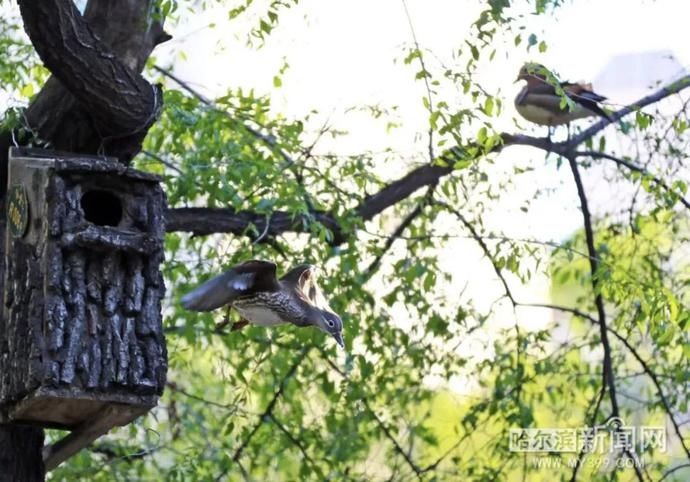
{"left": 80, "top": 190, "right": 123, "bottom": 227}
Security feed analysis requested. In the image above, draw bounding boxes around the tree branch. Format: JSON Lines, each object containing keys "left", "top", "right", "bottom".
{"left": 362, "top": 398, "right": 422, "bottom": 480}
{"left": 218, "top": 348, "right": 308, "bottom": 480}
{"left": 566, "top": 155, "right": 620, "bottom": 415}
{"left": 164, "top": 207, "right": 345, "bottom": 244}
{"left": 575, "top": 150, "right": 690, "bottom": 210}
{"left": 18, "top": 0, "right": 167, "bottom": 161}
{"left": 608, "top": 326, "right": 690, "bottom": 460}
{"left": 567, "top": 75, "right": 690, "bottom": 149}
{"left": 164, "top": 75, "right": 690, "bottom": 240}
{"left": 364, "top": 185, "right": 435, "bottom": 277}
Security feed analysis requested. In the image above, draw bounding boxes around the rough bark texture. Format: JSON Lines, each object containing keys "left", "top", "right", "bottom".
{"left": 166, "top": 206, "right": 346, "bottom": 244}
{"left": 0, "top": 138, "right": 45, "bottom": 481}
{"left": 165, "top": 75, "right": 690, "bottom": 245}
{"left": 164, "top": 165, "right": 453, "bottom": 244}
{"left": 0, "top": 1, "right": 168, "bottom": 478}
{"left": 18, "top": 0, "right": 168, "bottom": 165}
{"left": 0, "top": 424, "right": 44, "bottom": 482}
{"left": 0, "top": 150, "right": 166, "bottom": 429}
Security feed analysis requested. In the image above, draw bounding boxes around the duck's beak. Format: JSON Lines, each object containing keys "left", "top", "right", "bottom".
{"left": 332, "top": 331, "right": 345, "bottom": 348}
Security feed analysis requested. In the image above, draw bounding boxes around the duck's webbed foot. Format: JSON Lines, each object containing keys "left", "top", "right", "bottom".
{"left": 215, "top": 307, "right": 248, "bottom": 333}
{"left": 231, "top": 319, "right": 250, "bottom": 331}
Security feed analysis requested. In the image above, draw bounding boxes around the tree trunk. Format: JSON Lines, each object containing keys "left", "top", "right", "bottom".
{"left": 0, "top": 1, "right": 168, "bottom": 479}
{"left": 0, "top": 425, "right": 44, "bottom": 482}
{"left": 0, "top": 134, "right": 45, "bottom": 481}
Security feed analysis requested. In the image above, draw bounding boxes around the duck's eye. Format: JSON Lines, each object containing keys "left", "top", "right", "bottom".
{"left": 327, "top": 320, "right": 334, "bottom": 328}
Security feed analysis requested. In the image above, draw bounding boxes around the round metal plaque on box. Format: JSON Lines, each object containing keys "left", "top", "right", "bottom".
{"left": 8, "top": 184, "right": 29, "bottom": 238}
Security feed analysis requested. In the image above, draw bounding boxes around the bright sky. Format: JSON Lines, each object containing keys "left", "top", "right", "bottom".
{"left": 2, "top": 0, "right": 685, "bottom": 390}
{"left": 165, "top": 0, "right": 689, "bottom": 117}
{"left": 161, "top": 0, "right": 688, "bottom": 237}
{"left": 156, "top": 0, "right": 690, "bottom": 386}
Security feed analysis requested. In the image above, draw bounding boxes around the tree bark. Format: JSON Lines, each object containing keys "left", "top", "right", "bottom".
{"left": 0, "top": 136, "right": 45, "bottom": 482}
{"left": 165, "top": 207, "right": 346, "bottom": 244}
{"left": 0, "top": 424, "right": 44, "bottom": 482}
{"left": 164, "top": 75, "right": 690, "bottom": 243}
{"left": 18, "top": 0, "right": 169, "bottom": 163}
{"left": 0, "top": 1, "right": 168, "bottom": 479}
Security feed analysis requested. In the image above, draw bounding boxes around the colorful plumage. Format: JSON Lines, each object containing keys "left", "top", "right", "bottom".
{"left": 181, "top": 260, "right": 344, "bottom": 348}
{"left": 515, "top": 63, "right": 610, "bottom": 127}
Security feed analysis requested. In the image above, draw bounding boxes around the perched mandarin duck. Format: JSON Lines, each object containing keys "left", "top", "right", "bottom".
{"left": 181, "top": 260, "right": 345, "bottom": 347}
{"left": 515, "top": 63, "right": 610, "bottom": 127}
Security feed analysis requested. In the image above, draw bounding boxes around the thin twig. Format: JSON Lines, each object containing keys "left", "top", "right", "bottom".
{"left": 364, "top": 186, "right": 435, "bottom": 278}
{"left": 439, "top": 201, "right": 515, "bottom": 306}
{"left": 575, "top": 150, "right": 690, "bottom": 210}
{"left": 660, "top": 463, "right": 690, "bottom": 481}
{"left": 401, "top": 0, "right": 435, "bottom": 161}
{"left": 269, "top": 414, "right": 320, "bottom": 471}
{"left": 166, "top": 381, "right": 242, "bottom": 412}
{"left": 516, "top": 303, "right": 597, "bottom": 324}
{"left": 153, "top": 64, "right": 295, "bottom": 166}
{"left": 608, "top": 326, "right": 690, "bottom": 459}
{"left": 569, "top": 385, "right": 606, "bottom": 482}
{"left": 213, "top": 349, "right": 308, "bottom": 481}
{"left": 364, "top": 203, "right": 424, "bottom": 278}
{"left": 140, "top": 149, "right": 183, "bottom": 175}
{"left": 362, "top": 398, "right": 423, "bottom": 480}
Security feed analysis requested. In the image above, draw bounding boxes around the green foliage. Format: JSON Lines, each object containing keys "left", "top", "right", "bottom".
{"left": 2, "top": 0, "right": 688, "bottom": 481}
{"left": 0, "top": 8, "right": 46, "bottom": 105}
{"left": 226, "top": 0, "right": 300, "bottom": 45}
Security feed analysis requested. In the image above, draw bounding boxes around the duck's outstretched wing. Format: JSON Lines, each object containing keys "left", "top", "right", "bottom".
{"left": 181, "top": 260, "right": 278, "bottom": 312}
{"left": 280, "top": 264, "right": 332, "bottom": 310}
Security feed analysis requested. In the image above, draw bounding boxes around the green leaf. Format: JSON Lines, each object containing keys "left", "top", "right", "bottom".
{"left": 20, "top": 83, "right": 33, "bottom": 98}
{"left": 484, "top": 97, "right": 494, "bottom": 116}
{"left": 636, "top": 111, "right": 653, "bottom": 129}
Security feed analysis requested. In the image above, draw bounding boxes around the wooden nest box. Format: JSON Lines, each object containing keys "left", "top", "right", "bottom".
{"left": 0, "top": 148, "right": 167, "bottom": 443}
